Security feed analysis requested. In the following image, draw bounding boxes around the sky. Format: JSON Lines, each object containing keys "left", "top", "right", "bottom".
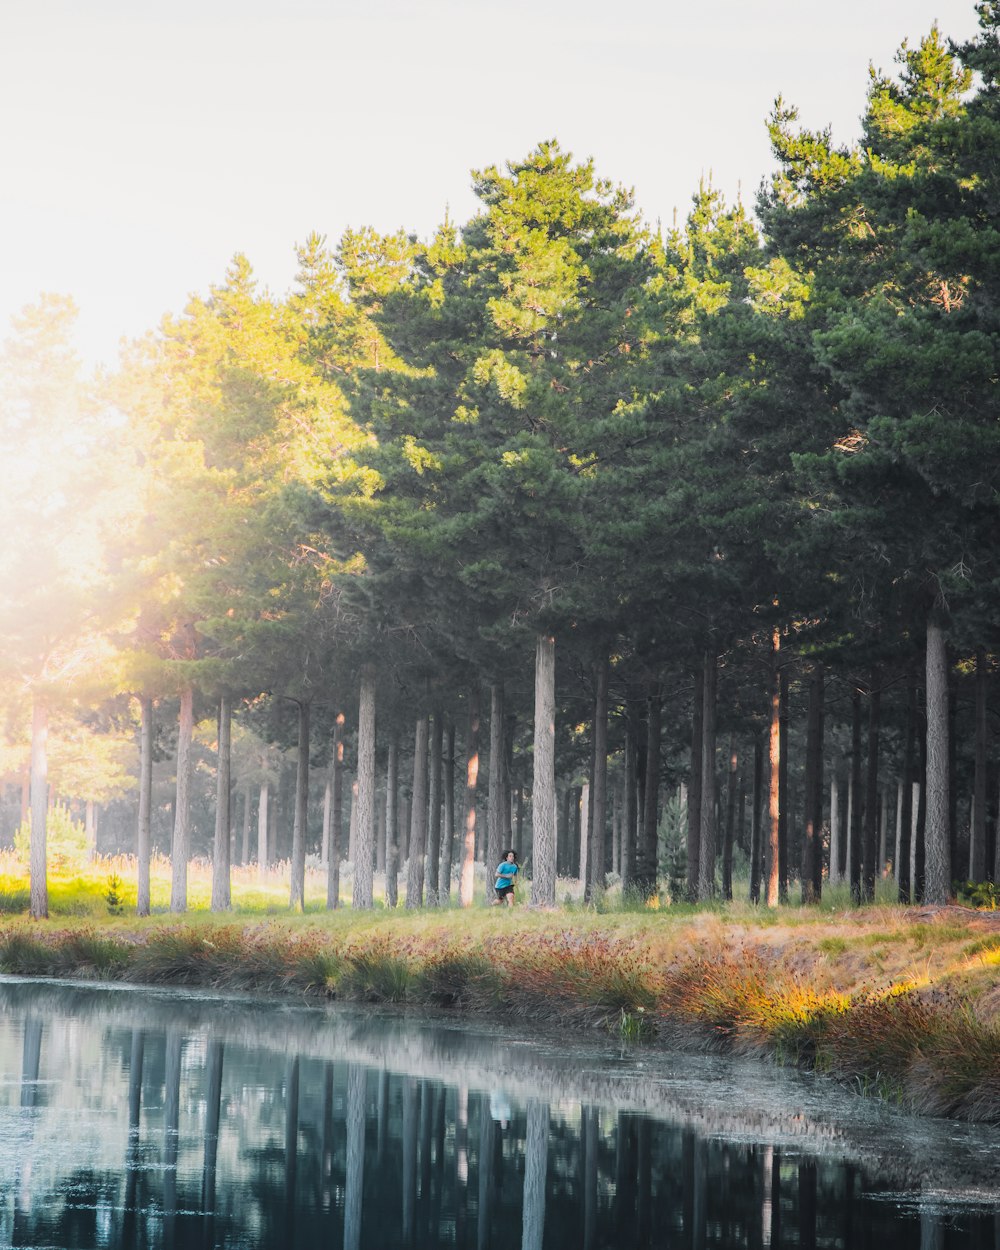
{"left": 0, "top": 0, "right": 984, "bottom": 368}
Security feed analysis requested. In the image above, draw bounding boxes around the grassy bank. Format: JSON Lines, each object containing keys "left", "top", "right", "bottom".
{"left": 0, "top": 856, "right": 998, "bottom": 1122}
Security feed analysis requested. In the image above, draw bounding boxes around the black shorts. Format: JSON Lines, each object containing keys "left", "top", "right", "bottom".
{"left": 495, "top": 885, "right": 515, "bottom": 899}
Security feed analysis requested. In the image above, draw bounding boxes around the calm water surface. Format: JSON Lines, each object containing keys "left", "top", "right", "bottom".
{"left": 0, "top": 977, "right": 997, "bottom": 1249}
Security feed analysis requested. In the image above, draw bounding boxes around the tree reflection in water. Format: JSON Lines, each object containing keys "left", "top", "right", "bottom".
{"left": 0, "top": 981, "right": 995, "bottom": 1249}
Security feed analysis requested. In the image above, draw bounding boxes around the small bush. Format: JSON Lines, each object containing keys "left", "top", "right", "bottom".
{"left": 339, "top": 940, "right": 411, "bottom": 1002}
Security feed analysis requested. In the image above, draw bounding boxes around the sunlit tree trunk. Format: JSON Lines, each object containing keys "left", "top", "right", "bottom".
{"left": 622, "top": 700, "right": 638, "bottom": 893}
{"left": 170, "top": 684, "right": 194, "bottom": 913}
{"left": 778, "top": 665, "right": 789, "bottom": 901}
{"left": 749, "top": 737, "right": 763, "bottom": 903}
{"left": 722, "top": 736, "right": 738, "bottom": 901}
{"left": 638, "top": 686, "right": 661, "bottom": 899}
{"left": 211, "top": 695, "right": 232, "bottom": 912}
{"left": 924, "top": 612, "right": 951, "bottom": 904}
{"left": 532, "top": 634, "right": 557, "bottom": 905}
{"left": 28, "top": 698, "right": 49, "bottom": 919}
{"left": 802, "top": 668, "right": 824, "bottom": 904}
{"left": 460, "top": 689, "right": 481, "bottom": 907}
{"left": 257, "top": 782, "right": 269, "bottom": 881}
{"left": 289, "top": 700, "right": 310, "bottom": 911}
{"left": 136, "top": 696, "right": 153, "bottom": 917}
{"left": 353, "top": 665, "right": 376, "bottom": 908}
{"left": 406, "top": 715, "right": 429, "bottom": 908}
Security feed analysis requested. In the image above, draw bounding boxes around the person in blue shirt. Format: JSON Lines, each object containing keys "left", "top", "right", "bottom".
{"left": 493, "top": 849, "right": 518, "bottom": 907}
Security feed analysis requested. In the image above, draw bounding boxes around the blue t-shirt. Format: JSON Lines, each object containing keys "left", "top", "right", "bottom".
{"left": 494, "top": 861, "right": 518, "bottom": 890}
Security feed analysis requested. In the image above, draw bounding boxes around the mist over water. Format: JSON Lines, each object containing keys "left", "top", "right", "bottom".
{"left": 0, "top": 978, "right": 996, "bottom": 1249}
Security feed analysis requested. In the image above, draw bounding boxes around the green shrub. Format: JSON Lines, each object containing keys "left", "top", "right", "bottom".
{"left": 14, "top": 805, "right": 89, "bottom": 872}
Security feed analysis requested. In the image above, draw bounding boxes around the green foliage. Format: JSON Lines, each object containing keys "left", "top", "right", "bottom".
{"left": 14, "top": 805, "right": 88, "bottom": 872}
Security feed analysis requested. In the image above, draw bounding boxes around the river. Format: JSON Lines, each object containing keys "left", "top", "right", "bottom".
{"left": 0, "top": 977, "right": 996, "bottom": 1248}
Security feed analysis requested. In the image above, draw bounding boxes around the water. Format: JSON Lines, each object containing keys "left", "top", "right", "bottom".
{"left": 0, "top": 977, "right": 996, "bottom": 1249}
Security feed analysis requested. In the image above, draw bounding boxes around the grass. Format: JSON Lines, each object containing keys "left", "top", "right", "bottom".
{"left": 1, "top": 853, "right": 999, "bottom": 1120}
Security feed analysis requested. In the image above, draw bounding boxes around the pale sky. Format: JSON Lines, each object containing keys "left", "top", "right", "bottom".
{"left": 0, "top": 0, "right": 983, "bottom": 368}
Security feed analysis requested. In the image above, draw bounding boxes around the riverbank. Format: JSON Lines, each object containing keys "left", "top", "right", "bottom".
{"left": 1, "top": 900, "right": 998, "bottom": 1121}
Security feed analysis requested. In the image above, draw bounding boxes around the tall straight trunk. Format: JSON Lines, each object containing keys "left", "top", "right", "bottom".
{"left": 915, "top": 728, "right": 927, "bottom": 903}
{"left": 722, "top": 736, "right": 738, "bottom": 901}
{"left": 257, "top": 782, "right": 269, "bottom": 880}
{"left": 579, "top": 782, "right": 590, "bottom": 885}
{"left": 29, "top": 697, "right": 49, "bottom": 919}
{"left": 240, "top": 783, "right": 252, "bottom": 866}
{"left": 829, "top": 773, "right": 841, "bottom": 885}
{"left": 622, "top": 700, "right": 639, "bottom": 892}
{"left": 136, "top": 696, "right": 153, "bottom": 917}
{"left": 765, "top": 628, "right": 781, "bottom": 907}
{"left": 924, "top": 612, "right": 951, "bottom": 904}
{"left": 749, "top": 736, "right": 763, "bottom": 903}
{"left": 894, "top": 781, "right": 903, "bottom": 883}
{"left": 440, "top": 720, "right": 456, "bottom": 902}
{"left": 459, "top": 690, "right": 481, "bottom": 907}
{"left": 972, "top": 648, "right": 988, "bottom": 883}
{"left": 327, "top": 712, "right": 344, "bottom": 909}
{"left": 587, "top": 655, "right": 610, "bottom": 902}
{"left": 406, "top": 715, "right": 429, "bottom": 908}
{"left": 686, "top": 663, "right": 704, "bottom": 902}
{"left": 486, "top": 683, "right": 505, "bottom": 903}
{"left": 801, "top": 667, "right": 823, "bottom": 904}
{"left": 352, "top": 665, "right": 376, "bottom": 909}
{"left": 321, "top": 773, "right": 332, "bottom": 868}
{"left": 425, "top": 712, "right": 443, "bottom": 906}
{"left": 289, "top": 700, "right": 310, "bottom": 911}
{"left": 778, "top": 665, "right": 789, "bottom": 902}
{"left": 211, "top": 694, "right": 232, "bottom": 912}
{"left": 697, "top": 652, "right": 717, "bottom": 901}
{"left": 385, "top": 732, "right": 399, "bottom": 908}
{"left": 879, "top": 787, "right": 889, "bottom": 876}
{"left": 170, "top": 684, "right": 194, "bottom": 913}
{"left": 639, "top": 687, "right": 661, "bottom": 899}
{"left": 503, "top": 712, "right": 515, "bottom": 853}
{"left": 862, "top": 686, "right": 881, "bottom": 903}
{"left": 531, "top": 633, "right": 557, "bottom": 905}
{"left": 515, "top": 786, "right": 524, "bottom": 859}
{"left": 849, "top": 688, "right": 863, "bottom": 905}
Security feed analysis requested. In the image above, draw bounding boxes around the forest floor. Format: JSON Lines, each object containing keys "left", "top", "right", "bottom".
{"left": 0, "top": 853, "right": 998, "bottom": 1121}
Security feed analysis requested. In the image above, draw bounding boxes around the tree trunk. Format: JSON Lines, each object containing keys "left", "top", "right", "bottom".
{"left": 385, "top": 731, "right": 399, "bottom": 908}
{"left": 486, "top": 683, "right": 506, "bottom": 903}
{"left": 972, "top": 648, "right": 988, "bottom": 883}
{"left": 327, "top": 711, "right": 344, "bottom": 909}
{"left": 686, "top": 663, "right": 704, "bottom": 902}
{"left": 765, "top": 629, "right": 781, "bottom": 907}
{"left": 211, "top": 694, "right": 232, "bottom": 912}
{"left": 924, "top": 612, "right": 951, "bottom": 904}
{"left": 240, "top": 782, "right": 251, "bottom": 866}
{"left": 697, "top": 652, "right": 716, "bottom": 902}
{"left": 579, "top": 782, "right": 590, "bottom": 886}
{"left": 829, "top": 772, "right": 841, "bottom": 885}
{"left": 459, "top": 690, "right": 481, "bottom": 907}
{"left": 440, "top": 720, "right": 456, "bottom": 903}
{"left": 289, "top": 700, "right": 310, "bottom": 911}
{"left": 136, "top": 696, "right": 153, "bottom": 917}
{"left": 849, "top": 688, "right": 863, "bottom": 905}
{"left": 257, "top": 782, "right": 269, "bottom": 880}
{"left": 531, "top": 633, "right": 557, "bottom": 905}
{"left": 170, "top": 684, "right": 194, "bottom": 913}
{"left": 778, "top": 664, "right": 789, "bottom": 902}
{"left": 749, "top": 736, "right": 762, "bottom": 904}
{"left": 622, "top": 700, "right": 638, "bottom": 893}
{"left": 425, "top": 712, "right": 443, "bottom": 906}
{"left": 862, "top": 685, "right": 880, "bottom": 903}
{"left": 29, "top": 697, "right": 49, "bottom": 919}
{"left": 587, "top": 655, "right": 610, "bottom": 903}
{"left": 352, "top": 665, "right": 376, "bottom": 909}
{"left": 801, "top": 667, "right": 823, "bottom": 904}
{"left": 406, "top": 715, "right": 429, "bottom": 908}
{"left": 722, "top": 735, "right": 737, "bottom": 901}
{"left": 638, "top": 687, "right": 661, "bottom": 900}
